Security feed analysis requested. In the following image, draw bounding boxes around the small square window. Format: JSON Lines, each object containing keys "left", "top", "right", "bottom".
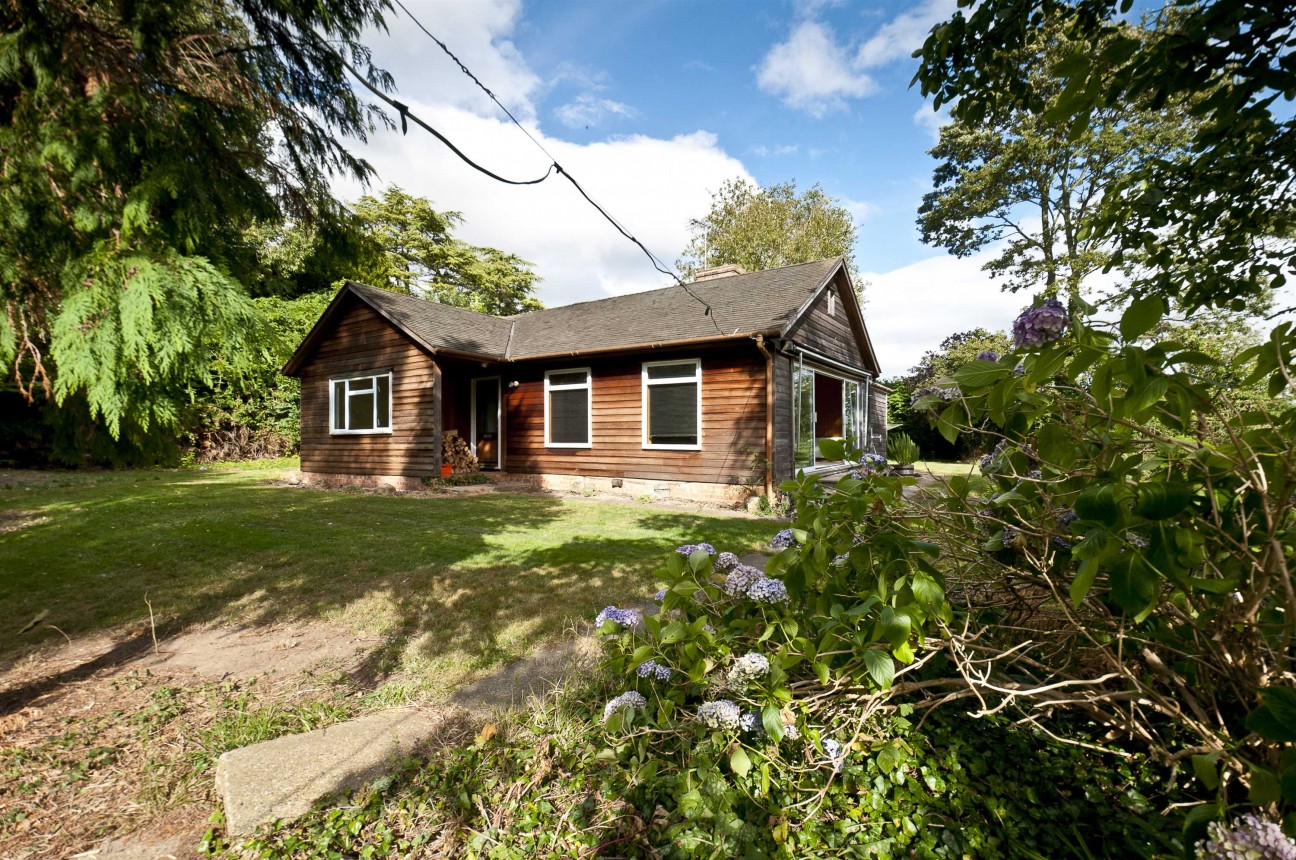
{"left": 545, "top": 368, "right": 591, "bottom": 447}
{"left": 643, "top": 360, "right": 701, "bottom": 449}
{"left": 330, "top": 372, "right": 393, "bottom": 434}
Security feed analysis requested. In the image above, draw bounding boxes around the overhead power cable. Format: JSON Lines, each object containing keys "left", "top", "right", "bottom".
{"left": 364, "top": 3, "right": 724, "bottom": 332}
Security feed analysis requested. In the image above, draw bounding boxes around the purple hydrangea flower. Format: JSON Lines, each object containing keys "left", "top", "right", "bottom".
{"left": 976, "top": 350, "right": 1000, "bottom": 362}
{"left": 636, "top": 659, "right": 672, "bottom": 681}
{"left": 1057, "top": 509, "right": 1077, "bottom": 527}
{"left": 676, "top": 542, "right": 716, "bottom": 556}
{"left": 602, "top": 690, "right": 647, "bottom": 721}
{"left": 723, "top": 564, "right": 765, "bottom": 597}
{"left": 822, "top": 738, "right": 846, "bottom": 772}
{"left": 770, "top": 529, "right": 796, "bottom": 550}
{"left": 1027, "top": 469, "right": 1042, "bottom": 480}
{"left": 1052, "top": 537, "right": 1073, "bottom": 551}
{"left": 1127, "top": 533, "right": 1149, "bottom": 549}
{"left": 746, "top": 577, "right": 789, "bottom": 604}
{"left": 1013, "top": 362, "right": 1026, "bottom": 377}
{"left": 739, "top": 710, "right": 762, "bottom": 734}
{"left": 1001, "top": 527, "right": 1019, "bottom": 547}
{"left": 1012, "top": 298, "right": 1068, "bottom": 348}
{"left": 909, "top": 384, "right": 962, "bottom": 407}
{"left": 697, "top": 699, "right": 743, "bottom": 730}
{"left": 652, "top": 588, "right": 666, "bottom": 602}
{"left": 595, "top": 606, "right": 640, "bottom": 628}
{"left": 859, "top": 453, "right": 888, "bottom": 472}
{"left": 715, "top": 551, "right": 740, "bottom": 571}
{"left": 832, "top": 553, "right": 849, "bottom": 566}
{"left": 1197, "top": 814, "right": 1296, "bottom": 860}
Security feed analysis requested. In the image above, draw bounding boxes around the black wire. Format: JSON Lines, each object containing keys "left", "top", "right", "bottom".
{"left": 386, "top": 0, "right": 723, "bottom": 334}
{"left": 342, "top": 59, "right": 557, "bottom": 186}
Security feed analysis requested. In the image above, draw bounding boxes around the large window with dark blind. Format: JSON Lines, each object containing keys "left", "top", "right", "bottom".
{"left": 330, "top": 371, "right": 392, "bottom": 434}
{"left": 642, "top": 359, "right": 701, "bottom": 449}
{"left": 544, "top": 368, "right": 591, "bottom": 447}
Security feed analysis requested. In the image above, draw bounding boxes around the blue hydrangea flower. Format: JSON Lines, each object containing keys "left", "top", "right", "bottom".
{"left": 715, "top": 551, "right": 740, "bottom": 571}
{"left": 739, "top": 710, "right": 762, "bottom": 734}
{"left": 636, "top": 659, "right": 672, "bottom": 681}
{"left": 822, "top": 737, "right": 847, "bottom": 773}
{"left": 909, "top": 384, "right": 962, "bottom": 407}
{"left": 602, "top": 690, "right": 647, "bottom": 721}
{"left": 832, "top": 553, "right": 849, "bottom": 566}
{"left": 1001, "top": 527, "right": 1019, "bottom": 547}
{"left": 595, "top": 606, "right": 640, "bottom": 628}
{"left": 652, "top": 588, "right": 666, "bottom": 602}
{"left": 976, "top": 350, "right": 1000, "bottom": 362}
{"left": 696, "top": 699, "right": 743, "bottom": 730}
{"left": 770, "top": 528, "right": 795, "bottom": 549}
{"left": 1052, "top": 536, "right": 1073, "bottom": 551}
{"left": 1028, "top": 469, "right": 1042, "bottom": 480}
{"left": 1057, "top": 509, "right": 1077, "bottom": 527}
{"left": 1013, "top": 362, "right": 1026, "bottom": 377}
{"left": 746, "top": 577, "right": 789, "bottom": 604}
{"left": 1012, "top": 298, "right": 1068, "bottom": 348}
{"left": 1197, "top": 813, "right": 1296, "bottom": 860}
{"left": 676, "top": 542, "right": 716, "bottom": 556}
{"left": 723, "top": 564, "right": 764, "bottom": 597}
{"left": 726, "top": 653, "right": 771, "bottom": 689}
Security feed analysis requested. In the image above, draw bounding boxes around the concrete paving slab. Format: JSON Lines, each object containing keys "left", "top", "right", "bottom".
{"left": 215, "top": 707, "right": 447, "bottom": 837}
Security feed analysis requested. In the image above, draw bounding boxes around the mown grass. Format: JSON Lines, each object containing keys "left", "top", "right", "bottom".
{"left": 0, "top": 467, "right": 776, "bottom": 692}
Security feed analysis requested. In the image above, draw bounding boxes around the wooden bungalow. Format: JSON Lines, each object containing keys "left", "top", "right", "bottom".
{"left": 281, "top": 257, "right": 889, "bottom": 504}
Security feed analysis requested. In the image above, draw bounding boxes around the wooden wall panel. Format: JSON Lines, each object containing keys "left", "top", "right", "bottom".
{"left": 502, "top": 345, "right": 766, "bottom": 486}
{"left": 772, "top": 353, "right": 794, "bottom": 482}
{"left": 297, "top": 297, "right": 441, "bottom": 478}
{"left": 787, "top": 285, "right": 869, "bottom": 370}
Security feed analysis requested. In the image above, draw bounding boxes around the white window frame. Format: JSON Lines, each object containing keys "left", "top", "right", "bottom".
{"left": 329, "top": 370, "right": 393, "bottom": 435}
{"left": 827, "top": 290, "right": 837, "bottom": 317}
{"left": 642, "top": 358, "right": 702, "bottom": 451}
{"left": 544, "top": 367, "right": 592, "bottom": 448}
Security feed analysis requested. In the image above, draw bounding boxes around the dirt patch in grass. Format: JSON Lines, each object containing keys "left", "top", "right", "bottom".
{"left": 0, "top": 623, "right": 375, "bottom": 859}
{"left": 0, "top": 509, "right": 48, "bottom": 534}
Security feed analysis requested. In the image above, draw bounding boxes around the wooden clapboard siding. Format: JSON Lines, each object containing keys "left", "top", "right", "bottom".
{"left": 298, "top": 297, "right": 441, "bottom": 478}
{"left": 772, "top": 352, "right": 794, "bottom": 482}
{"left": 787, "top": 284, "right": 868, "bottom": 370}
{"left": 868, "top": 382, "right": 890, "bottom": 456}
{"left": 503, "top": 346, "right": 765, "bottom": 485}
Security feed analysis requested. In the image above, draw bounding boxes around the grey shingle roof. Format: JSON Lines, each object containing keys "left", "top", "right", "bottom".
{"left": 285, "top": 258, "right": 856, "bottom": 374}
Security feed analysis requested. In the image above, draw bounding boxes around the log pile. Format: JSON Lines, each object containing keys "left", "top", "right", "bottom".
{"left": 441, "top": 430, "right": 479, "bottom": 475}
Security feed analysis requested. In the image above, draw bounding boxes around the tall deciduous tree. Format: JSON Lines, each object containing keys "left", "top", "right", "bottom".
{"left": 0, "top": 0, "right": 392, "bottom": 437}
{"left": 678, "top": 179, "right": 861, "bottom": 287}
{"left": 350, "top": 186, "right": 543, "bottom": 316}
{"left": 917, "top": 18, "right": 1195, "bottom": 300}
{"left": 915, "top": 0, "right": 1295, "bottom": 317}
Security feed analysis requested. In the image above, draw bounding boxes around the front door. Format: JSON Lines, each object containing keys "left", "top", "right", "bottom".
{"left": 471, "top": 377, "right": 502, "bottom": 470}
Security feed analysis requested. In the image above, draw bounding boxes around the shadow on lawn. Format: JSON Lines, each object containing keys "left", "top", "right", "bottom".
{"left": 0, "top": 472, "right": 775, "bottom": 702}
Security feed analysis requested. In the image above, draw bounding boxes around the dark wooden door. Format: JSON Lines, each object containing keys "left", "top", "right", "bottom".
{"left": 473, "top": 377, "right": 501, "bottom": 469}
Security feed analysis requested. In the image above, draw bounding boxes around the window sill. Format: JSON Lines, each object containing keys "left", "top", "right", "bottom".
{"left": 330, "top": 429, "right": 394, "bottom": 436}
{"left": 546, "top": 443, "right": 592, "bottom": 449}
{"left": 644, "top": 443, "right": 702, "bottom": 451}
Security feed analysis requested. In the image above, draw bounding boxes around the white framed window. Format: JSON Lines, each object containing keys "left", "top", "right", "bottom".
{"left": 544, "top": 368, "right": 592, "bottom": 448}
{"left": 827, "top": 290, "right": 837, "bottom": 317}
{"left": 642, "top": 359, "right": 701, "bottom": 450}
{"left": 330, "top": 371, "right": 392, "bottom": 435}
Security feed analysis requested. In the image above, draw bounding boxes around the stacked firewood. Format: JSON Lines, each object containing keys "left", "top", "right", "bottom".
{"left": 441, "top": 430, "right": 479, "bottom": 475}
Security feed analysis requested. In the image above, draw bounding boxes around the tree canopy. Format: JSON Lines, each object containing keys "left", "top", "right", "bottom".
{"left": 0, "top": 0, "right": 392, "bottom": 436}
{"left": 349, "top": 186, "right": 542, "bottom": 316}
{"left": 917, "top": 16, "right": 1196, "bottom": 300}
{"left": 915, "top": 0, "right": 1295, "bottom": 315}
{"left": 678, "top": 179, "right": 861, "bottom": 288}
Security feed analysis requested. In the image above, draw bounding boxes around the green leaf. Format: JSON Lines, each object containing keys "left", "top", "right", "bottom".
{"left": 1135, "top": 483, "right": 1194, "bottom": 519}
{"left": 730, "top": 746, "right": 752, "bottom": 778}
{"left": 862, "top": 650, "right": 895, "bottom": 689}
{"left": 816, "top": 437, "right": 845, "bottom": 460}
{"left": 762, "top": 705, "right": 784, "bottom": 741}
{"left": 879, "top": 607, "right": 911, "bottom": 648}
{"left": 1191, "top": 752, "right": 1221, "bottom": 791}
{"left": 1075, "top": 485, "right": 1120, "bottom": 525}
{"left": 1070, "top": 557, "right": 1100, "bottom": 606}
{"left": 937, "top": 403, "right": 962, "bottom": 445}
{"left": 1120, "top": 296, "right": 1165, "bottom": 341}
{"left": 875, "top": 739, "right": 904, "bottom": 774}
{"left": 1250, "top": 764, "right": 1281, "bottom": 805}
{"left": 952, "top": 359, "right": 1010, "bottom": 388}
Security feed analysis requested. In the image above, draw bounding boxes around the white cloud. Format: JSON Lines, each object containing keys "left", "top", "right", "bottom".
{"left": 855, "top": 0, "right": 957, "bottom": 69}
{"left": 335, "top": 105, "right": 753, "bottom": 306}
{"left": 367, "top": 0, "right": 540, "bottom": 122}
{"left": 842, "top": 196, "right": 879, "bottom": 222}
{"left": 755, "top": 20, "right": 877, "bottom": 118}
{"left": 553, "top": 94, "right": 637, "bottom": 129}
{"left": 751, "top": 144, "right": 799, "bottom": 157}
{"left": 912, "top": 103, "right": 952, "bottom": 143}
{"left": 861, "top": 252, "right": 1026, "bottom": 376}
{"left": 337, "top": 1, "right": 755, "bottom": 308}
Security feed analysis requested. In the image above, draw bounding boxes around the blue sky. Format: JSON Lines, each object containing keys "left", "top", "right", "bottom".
{"left": 334, "top": 0, "right": 1029, "bottom": 376}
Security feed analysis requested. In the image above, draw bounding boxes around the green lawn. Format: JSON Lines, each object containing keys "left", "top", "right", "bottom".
{"left": 914, "top": 460, "right": 979, "bottom": 478}
{"left": 0, "top": 467, "right": 776, "bottom": 693}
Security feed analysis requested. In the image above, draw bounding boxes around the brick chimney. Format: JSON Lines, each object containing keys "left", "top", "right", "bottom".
{"left": 692, "top": 263, "right": 747, "bottom": 282}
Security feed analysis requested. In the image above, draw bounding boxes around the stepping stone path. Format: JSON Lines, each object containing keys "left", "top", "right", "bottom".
{"left": 215, "top": 634, "right": 600, "bottom": 837}
{"left": 215, "top": 557, "right": 778, "bottom": 838}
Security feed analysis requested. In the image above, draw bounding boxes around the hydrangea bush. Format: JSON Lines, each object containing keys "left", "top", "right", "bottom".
{"left": 589, "top": 452, "right": 953, "bottom": 852}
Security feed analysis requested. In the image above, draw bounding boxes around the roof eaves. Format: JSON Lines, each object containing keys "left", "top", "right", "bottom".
{"left": 779, "top": 257, "right": 844, "bottom": 337}
{"left": 509, "top": 329, "right": 779, "bottom": 363}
